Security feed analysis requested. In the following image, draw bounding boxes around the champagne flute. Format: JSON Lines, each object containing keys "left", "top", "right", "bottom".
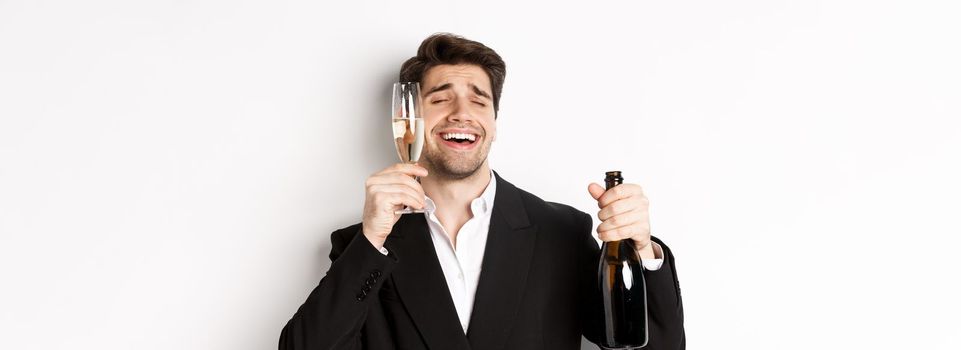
{"left": 391, "top": 82, "right": 425, "bottom": 214}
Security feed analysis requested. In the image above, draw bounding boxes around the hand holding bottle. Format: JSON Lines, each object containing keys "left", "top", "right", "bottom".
{"left": 587, "top": 181, "right": 656, "bottom": 260}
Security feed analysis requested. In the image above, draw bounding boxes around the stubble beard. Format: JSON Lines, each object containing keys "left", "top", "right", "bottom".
{"left": 421, "top": 138, "right": 491, "bottom": 181}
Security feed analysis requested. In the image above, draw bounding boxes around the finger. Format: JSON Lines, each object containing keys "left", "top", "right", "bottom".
{"left": 370, "top": 184, "right": 426, "bottom": 209}
{"left": 376, "top": 165, "right": 428, "bottom": 178}
{"left": 596, "top": 184, "right": 644, "bottom": 209}
{"left": 597, "top": 197, "right": 640, "bottom": 221}
{"left": 369, "top": 184, "right": 422, "bottom": 206}
{"left": 596, "top": 225, "right": 634, "bottom": 242}
{"left": 596, "top": 211, "right": 645, "bottom": 233}
{"left": 366, "top": 173, "right": 426, "bottom": 196}
{"left": 390, "top": 192, "right": 427, "bottom": 210}
{"left": 587, "top": 183, "right": 605, "bottom": 201}
{"left": 373, "top": 163, "right": 429, "bottom": 177}
{"left": 374, "top": 190, "right": 427, "bottom": 211}
{"left": 598, "top": 226, "right": 651, "bottom": 246}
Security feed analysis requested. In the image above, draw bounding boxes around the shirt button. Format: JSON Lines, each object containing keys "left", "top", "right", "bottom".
{"left": 457, "top": 273, "right": 463, "bottom": 280}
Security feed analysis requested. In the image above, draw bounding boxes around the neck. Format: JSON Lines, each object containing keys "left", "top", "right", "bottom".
{"left": 420, "top": 162, "right": 492, "bottom": 248}
{"left": 420, "top": 162, "right": 492, "bottom": 213}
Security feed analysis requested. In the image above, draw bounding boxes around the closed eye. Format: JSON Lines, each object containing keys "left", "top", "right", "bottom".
{"left": 473, "top": 101, "right": 486, "bottom": 107}
{"left": 431, "top": 99, "right": 448, "bottom": 104}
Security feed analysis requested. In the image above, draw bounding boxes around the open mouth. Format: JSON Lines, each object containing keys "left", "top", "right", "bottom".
{"left": 439, "top": 132, "right": 479, "bottom": 149}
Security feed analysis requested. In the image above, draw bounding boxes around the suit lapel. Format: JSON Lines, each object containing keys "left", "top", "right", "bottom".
{"left": 466, "top": 172, "right": 538, "bottom": 350}
{"left": 386, "top": 214, "right": 471, "bottom": 350}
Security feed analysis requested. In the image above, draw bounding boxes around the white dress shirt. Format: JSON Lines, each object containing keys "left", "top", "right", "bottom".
{"left": 379, "top": 169, "right": 663, "bottom": 333}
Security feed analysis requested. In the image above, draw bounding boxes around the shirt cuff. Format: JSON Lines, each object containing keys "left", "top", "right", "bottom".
{"left": 378, "top": 246, "right": 389, "bottom": 256}
{"left": 642, "top": 242, "right": 664, "bottom": 271}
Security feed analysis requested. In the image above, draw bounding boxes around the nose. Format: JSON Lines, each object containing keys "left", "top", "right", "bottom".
{"left": 447, "top": 98, "right": 475, "bottom": 124}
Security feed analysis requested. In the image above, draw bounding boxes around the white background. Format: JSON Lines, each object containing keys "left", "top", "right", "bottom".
{"left": 1, "top": 0, "right": 959, "bottom": 349}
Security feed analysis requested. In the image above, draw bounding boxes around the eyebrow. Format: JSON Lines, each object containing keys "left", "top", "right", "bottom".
{"left": 424, "top": 83, "right": 452, "bottom": 96}
{"left": 424, "top": 83, "right": 492, "bottom": 100}
{"left": 471, "top": 84, "right": 492, "bottom": 100}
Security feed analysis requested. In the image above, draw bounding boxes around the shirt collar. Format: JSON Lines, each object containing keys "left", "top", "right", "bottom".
{"left": 423, "top": 169, "right": 497, "bottom": 217}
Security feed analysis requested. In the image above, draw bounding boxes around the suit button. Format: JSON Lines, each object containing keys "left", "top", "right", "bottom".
{"left": 362, "top": 285, "right": 371, "bottom": 292}
{"left": 356, "top": 293, "right": 365, "bottom": 301}
{"left": 365, "top": 277, "right": 376, "bottom": 286}
{"left": 371, "top": 270, "right": 382, "bottom": 278}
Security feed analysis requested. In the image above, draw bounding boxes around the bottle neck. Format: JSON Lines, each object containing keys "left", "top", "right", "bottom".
{"left": 604, "top": 171, "right": 623, "bottom": 190}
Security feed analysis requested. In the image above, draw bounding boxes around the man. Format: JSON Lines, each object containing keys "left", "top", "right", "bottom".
{"left": 280, "top": 33, "right": 685, "bottom": 350}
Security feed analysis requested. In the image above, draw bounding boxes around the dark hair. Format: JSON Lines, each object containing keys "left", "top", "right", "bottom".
{"left": 399, "top": 33, "right": 506, "bottom": 115}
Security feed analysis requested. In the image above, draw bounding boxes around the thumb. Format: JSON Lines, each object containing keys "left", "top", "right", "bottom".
{"left": 587, "top": 183, "right": 606, "bottom": 201}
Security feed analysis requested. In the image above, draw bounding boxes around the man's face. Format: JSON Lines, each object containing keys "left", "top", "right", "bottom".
{"left": 419, "top": 64, "right": 497, "bottom": 180}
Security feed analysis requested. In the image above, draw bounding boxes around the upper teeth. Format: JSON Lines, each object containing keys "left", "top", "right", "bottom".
{"left": 442, "top": 133, "right": 476, "bottom": 141}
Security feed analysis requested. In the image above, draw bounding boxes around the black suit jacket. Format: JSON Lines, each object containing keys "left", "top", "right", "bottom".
{"left": 280, "top": 172, "right": 685, "bottom": 350}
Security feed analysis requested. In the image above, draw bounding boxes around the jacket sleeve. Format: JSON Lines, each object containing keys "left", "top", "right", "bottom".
{"left": 578, "top": 212, "right": 686, "bottom": 350}
{"left": 644, "top": 235, "right": 686, "bottom": 349}
{"left": 279, "top": 225, "right": 399, "bottom": 350}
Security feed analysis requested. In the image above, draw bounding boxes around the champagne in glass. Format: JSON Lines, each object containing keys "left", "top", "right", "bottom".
{"left": 392, "top": 117, "right": 424, "bottom": 163}
{"left": 392, "top": 82, "right": 425, "bottom": 214}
